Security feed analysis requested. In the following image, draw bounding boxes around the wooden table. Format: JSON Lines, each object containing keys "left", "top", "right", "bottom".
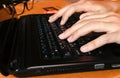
{"left": 0, "top": 0, "right": 120, "bottom": 78}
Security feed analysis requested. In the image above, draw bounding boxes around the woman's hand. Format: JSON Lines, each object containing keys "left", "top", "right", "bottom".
{"left": 58, "top": 12, "right": 120, "bottom": 52}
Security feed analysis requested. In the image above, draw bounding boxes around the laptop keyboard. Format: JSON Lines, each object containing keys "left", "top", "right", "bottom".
{"left": 14, "top": 13, "right": 118, "bottom": 64}
{"left": 38, "top": 15, "right": 80, "bottom": 59}
{"left": 20, "top": 14, "right": 105, "bottom": 60}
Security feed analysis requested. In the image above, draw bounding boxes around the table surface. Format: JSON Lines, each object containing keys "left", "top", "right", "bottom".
{"left": 0, "top": 0, "right": 120, "bottom": 78}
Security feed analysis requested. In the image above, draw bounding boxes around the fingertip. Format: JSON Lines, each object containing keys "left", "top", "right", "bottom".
{"left": 60, "top": 20, "right": 65, "bottom": 25}
{"left": 48, "top": 16, "right": 54, "bottom": 23}
{"left": 80, "top": 45, "right": 90, "bottom": 53}
{"left": 58, "top": 34, "right": 65, "bottom": 39}
{"left": 60, "top": 15, "right": 68, "bottom": 25}
{"left": 67, "top": 36, "right": 74, "bottom": 42}
{"left": 79, "top": 14, "right": 85, "bottom": 19}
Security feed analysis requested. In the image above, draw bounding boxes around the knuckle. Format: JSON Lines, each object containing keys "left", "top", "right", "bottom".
{"left": 79, "top": 13, "right": 89, "bottom": 19}
{"left": 88, "top": 21, "right": 98, "bottom": 28}
{"left": 102, "top": 34, "right": 111, "bottom": 43}
{"left": 90, "top": 40, "right": 98, "bottom": 48}
{"left": 90, "top": 35, "right": 111, "bottom": 48}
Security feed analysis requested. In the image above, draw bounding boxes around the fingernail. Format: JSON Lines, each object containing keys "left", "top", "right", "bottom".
{"left": 48, "top": 16, "right": 54, "bottom": 22}
{"left": 67, "top": 36, "right": 73, "bottom": 42}
{"left": 48, "top": 19, "right": 51, "bottom": 23}
{"left": 80, "top": 46, "right": 89, "bottom": 52}
{"left": 60, "top": 20, "right": 64, "bottom": 25}
{"left": 58, "top": 34, "right": 64, "bottom": 39}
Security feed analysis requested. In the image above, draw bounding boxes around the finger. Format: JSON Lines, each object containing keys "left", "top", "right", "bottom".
{"left": 60, "top": 7, "right": 76, "bottom": 25}
{"left": 59, "top": 0, "right": 86, "bottom": 25}
{"left": 48, "top": 0, "right": 87, "bottom": 23}
{"left": 48, "top": 5, "right": 70, "bottom": 23}
{"left": 56, "top": 0, "right": 86, "bottom": 25}
{"left": 58, "top": 17, "right": 109, "bottom": 40}
{"left": 80, "top": 33, "right": 116, "bottom": 52}
{"left": 58, "top": 19, "right": 92, "bottom": 39}
{"left": 80, "top": 12, "right": 98, "bottom": 19}
{"left": 58, "top": 20, "right": 81, "bottom": 39}
{"left": 80, "top": 12, "right": 117, "bottom": 21}
{"left": 67, "top": 21, "right": 116, "bottom": 42}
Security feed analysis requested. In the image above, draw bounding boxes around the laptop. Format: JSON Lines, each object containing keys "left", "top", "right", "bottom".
{"left": 0, "top": 13, "right": 120, "bottom": 77}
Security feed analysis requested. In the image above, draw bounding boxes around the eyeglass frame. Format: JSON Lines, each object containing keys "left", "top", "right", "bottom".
{"left": 2, "top": 0, "right": 34, "bottom": 16}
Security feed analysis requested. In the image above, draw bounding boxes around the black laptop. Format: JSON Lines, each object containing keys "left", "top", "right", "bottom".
{"left": 0, "top": 13, "right": 120, "bottom": 77}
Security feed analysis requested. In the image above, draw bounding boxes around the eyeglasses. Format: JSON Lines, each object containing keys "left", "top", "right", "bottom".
{"left": 14, "top": 0, "right": 34, "bottom": 15}
{"left": 2, "top": 3, "right": 15, "bottom": 16}
{"left": 2, "top": 0, "right": 34, "bottom": 16}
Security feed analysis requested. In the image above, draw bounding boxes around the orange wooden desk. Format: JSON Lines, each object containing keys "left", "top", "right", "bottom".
{"left": 1, "top": 0, "right": 120, "bottom": 78}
